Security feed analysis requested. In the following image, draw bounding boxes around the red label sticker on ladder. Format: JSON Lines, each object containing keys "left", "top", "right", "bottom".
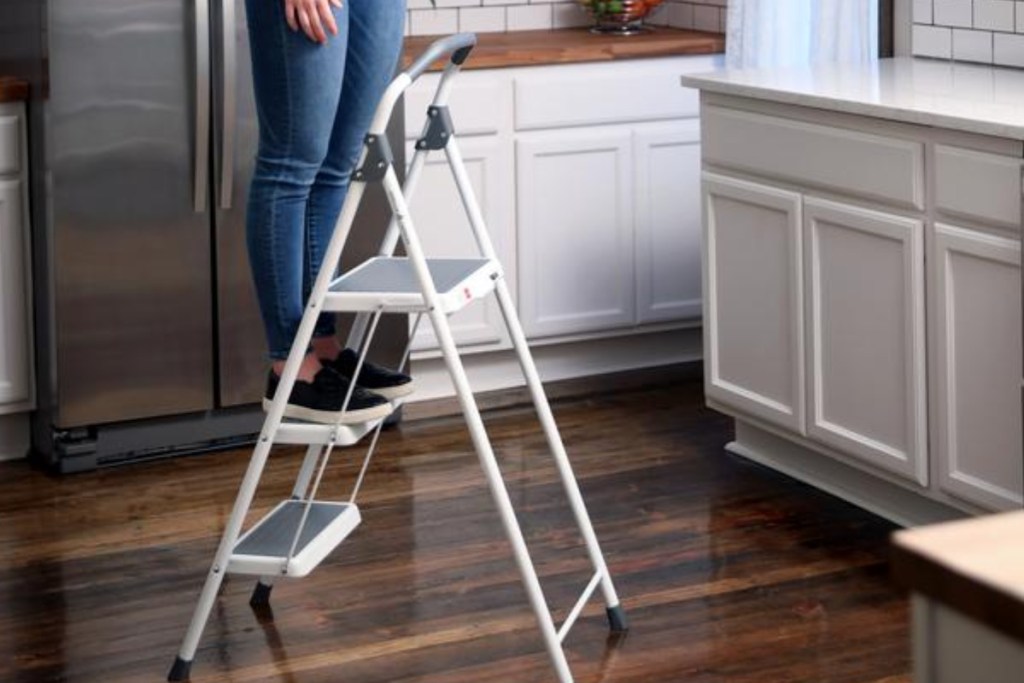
{"left": 463, "top": 287, "right": 472, "bottom": 301}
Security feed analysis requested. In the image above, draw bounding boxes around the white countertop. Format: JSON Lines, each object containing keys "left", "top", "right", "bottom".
{"left": 681, "top": 57, "right": 1024, "bottom": 140}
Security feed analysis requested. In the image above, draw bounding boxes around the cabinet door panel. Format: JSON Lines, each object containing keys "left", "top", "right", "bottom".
{"left": 406, "top": 136, "right": 515, "bottom": 351}
{"left": 635, "top": 120, "right": 702, "bottom": 323}
{"left": 513, "top": 57, "right": 714, "bottom": 130}
{"left": 703, "top": 174, "right": 804, "bottom": 433}
{"left": 0, "top": 113, "right": 20, "bottom": 175}
{"left": 404, "top": 70, "right": 511, "bottom": 139}
{"left": 0, "top": 179, "right": 30, "bottom": 406}
{"left": 517, "top": 127, "right": 634, "bottom": 338}
{"left": 933, "top": 224, "right": 1023, "bottom": 511}
{"left": 934, "top": 146, "right": 1022, "bottom": 230}
{"left": 806, "top": 198, "right": 927, "bottom": 484}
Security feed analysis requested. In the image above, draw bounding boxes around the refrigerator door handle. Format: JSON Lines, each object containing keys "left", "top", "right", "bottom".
{"left": 218, "top": 0, "right": 237, "bottom": 210}
{"left": 194, "top": 0, "right": 211, "bottom": 212}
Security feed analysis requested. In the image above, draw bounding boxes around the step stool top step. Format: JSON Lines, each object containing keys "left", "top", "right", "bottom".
{"left": 332, "top": 257, "right": 494, "bottom": 296}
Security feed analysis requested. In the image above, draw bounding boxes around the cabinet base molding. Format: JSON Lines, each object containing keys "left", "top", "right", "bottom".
{"left": 0, "top": 412, "right": 29, "bottom": 461}
{"left": 406, "top": 327, "right": 702, "bottom": 421}
{"left": 728, "top": 421, "right": 966, "bottom": 528}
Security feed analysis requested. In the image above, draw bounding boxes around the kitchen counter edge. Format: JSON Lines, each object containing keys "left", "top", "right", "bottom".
{"left": 681, "top": 57, "right": 1024, "bottom": 141}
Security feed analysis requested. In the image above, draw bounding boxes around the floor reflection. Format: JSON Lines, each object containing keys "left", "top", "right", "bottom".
{"left": 0, "top": 382, "right": 910, "bottom": 682}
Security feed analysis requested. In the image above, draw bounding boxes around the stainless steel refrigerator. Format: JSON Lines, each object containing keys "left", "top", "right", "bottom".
{"left": 10, "top": 0, "right": 406, "bottom": 472}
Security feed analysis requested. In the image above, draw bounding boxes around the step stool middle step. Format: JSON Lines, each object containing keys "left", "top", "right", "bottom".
{"left": 227, "top": 500, "right": 362, "bottom": 578}
{"left": 325, "top": 257, "right": 500, "bottom": 313}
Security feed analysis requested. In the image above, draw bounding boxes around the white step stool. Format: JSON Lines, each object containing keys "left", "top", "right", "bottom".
{"left": 168, "top": 33, "right": 628, "bottom": 683}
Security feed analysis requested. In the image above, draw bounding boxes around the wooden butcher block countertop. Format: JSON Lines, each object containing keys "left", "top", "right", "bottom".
{"left": 402, "top": 27, "right": 725, "bottom": 71}
{"left": 892, "top": 511, "right": 1024, "bottom": 645}
{"left": 0, "top": 77, "right": 29, "bottom": 103}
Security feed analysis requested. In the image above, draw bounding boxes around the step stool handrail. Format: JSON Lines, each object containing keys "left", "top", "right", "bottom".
{"left": 405, "top": 33, "right": 477, "bottom": 82}
{"left": 366, "top": 32, "right": 477, "bottom": 138}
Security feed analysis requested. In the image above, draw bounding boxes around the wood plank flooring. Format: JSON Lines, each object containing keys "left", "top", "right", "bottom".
{"left": 0, "top": 380, "right": 910, "bottom": 682}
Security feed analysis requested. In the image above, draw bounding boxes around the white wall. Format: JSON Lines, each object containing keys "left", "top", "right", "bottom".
{"left": 405, "top": 0, "right": 728, "bottom": 37}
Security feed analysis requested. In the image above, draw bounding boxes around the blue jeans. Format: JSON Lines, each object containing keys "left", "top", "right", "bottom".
{"left": 245, "top": 0, "right": 406, "bottom": 360}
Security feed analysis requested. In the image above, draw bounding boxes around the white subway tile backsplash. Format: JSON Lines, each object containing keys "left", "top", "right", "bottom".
{"left": 404, "top": 0, "right": 729, "bottom": 37}
{"left": 994, "top": 31, "right": 1024, "bottom": 65}
{"left": 913, "top": 0, "right": 1024, "bottom": 68}
{"left": 459, "top": 6, "right": 507, "bottom": 33}
{"left": 953, "top": 28, "right": 994, "bottom": 61}
{"left": 974, "top": 0, "right": 1015, "bottom": 31}
{"left": 409, "top": 8, "right": 459, "bottom": 36}
{"left": 693, "top": 4, "right": 722, "bottom": 32}
{"left": 933, "top": 0, "right": 974, "bottom": 27}
{"left": 914, "top": 24, "right": 954, "bottom": 57}
{"left": 506, "top": 4, "right": 553, "bottom": 31}
{"left": 914, "top": 0, "right": 934, "bottom": 23}
{"left": 553, "top": 3, "right": 590, "bottom": 29}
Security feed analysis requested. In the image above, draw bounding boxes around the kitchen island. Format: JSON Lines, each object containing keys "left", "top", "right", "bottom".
{"left": 683, "top": 57, "right": 1024, "bottom": 525}
{"left": 893, "top": 511, "right": 1024, "bottom": 681}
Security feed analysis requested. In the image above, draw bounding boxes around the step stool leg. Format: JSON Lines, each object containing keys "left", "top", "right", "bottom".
{"left": 245, "top": 442, "right": 321, "bottom": 612}
{"left": 427, "top": 307, "right": 575, "bottom": 683}
{"left": 493, "top": 280, "right": 628, "bottom": 632}
{"left": 379, "top": 156, "right": 574, "bottom": 679}
{"left": 250, "top": 577, "right": 275, "bottom": 609}
{"left": 291, "top": 444, "right": 323, "bottom": 500}
{"left": 168, "top": 562, "right": 225, "bottom": 681}
{"left": 169, "top": 434, "right": 279, "bottom": 680}
{"left": 442, "top": 134, "right": 627, "bottom": 630}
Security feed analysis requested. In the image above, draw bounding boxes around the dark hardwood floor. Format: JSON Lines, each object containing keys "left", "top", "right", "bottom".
{"left": 0, "top": 380, "right": 910, "bottom": 682}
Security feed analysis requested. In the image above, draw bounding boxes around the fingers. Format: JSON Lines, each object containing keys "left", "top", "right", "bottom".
{"left": 285, "top": 1, "right": 298, "bottom": 32}
{"left": 294, "top": 7, "right": 317, "bottom": 44}
{"left": 317, "top": 0, "right": 338, "bottom": 39}
{"left": 285, "top": 0, "right": 337, "bottom": 44}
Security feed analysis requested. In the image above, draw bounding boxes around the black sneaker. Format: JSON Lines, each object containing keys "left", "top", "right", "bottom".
{"left": 263, "top": 367, "right": 392, "bottom": 424}
{"left": 323, "top": 348, "right": 415, "bottom": 401}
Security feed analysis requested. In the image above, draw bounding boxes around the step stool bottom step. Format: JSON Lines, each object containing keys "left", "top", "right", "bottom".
{"left": 228, "top": 500, "right": 361, "bottom": 578}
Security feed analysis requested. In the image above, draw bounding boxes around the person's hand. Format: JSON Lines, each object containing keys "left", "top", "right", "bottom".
{"left": 284, "top": 0, "right": 342, "bottom": 45}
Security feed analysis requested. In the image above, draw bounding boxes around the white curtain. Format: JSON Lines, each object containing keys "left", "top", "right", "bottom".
{"left": 726, "top": 0, "right": 879, "bottom": 68}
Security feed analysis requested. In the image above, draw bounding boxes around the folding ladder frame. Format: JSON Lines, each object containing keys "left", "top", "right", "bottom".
{"left": 168, "top": 33, "right": 628, "bottom": 683}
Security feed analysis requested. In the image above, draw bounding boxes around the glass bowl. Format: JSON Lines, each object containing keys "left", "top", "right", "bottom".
{"left": 576, "top": 0, "right": 666, "bottom": 35}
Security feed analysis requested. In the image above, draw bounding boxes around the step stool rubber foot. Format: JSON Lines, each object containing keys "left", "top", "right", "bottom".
{"left": 167, "top": 656, "right": 192, "bottom": 681}
{"left": 249, "top": 581, "right": 273, "bottom": 609}
{"left": 606, "top": 605, "right": 629, "bottom": 633}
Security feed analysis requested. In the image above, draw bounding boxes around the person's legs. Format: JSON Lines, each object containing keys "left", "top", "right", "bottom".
{"left": 304, "top": 0, "right": 407, "bottom": 361}
{"left": 245, "top": 0, "right": 349, "bottom": 380}
{"left": 244, "top": 0, "right": 395, "bottom": 422}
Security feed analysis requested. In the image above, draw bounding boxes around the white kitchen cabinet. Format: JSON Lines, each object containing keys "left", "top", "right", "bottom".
{"left": 403, "top": 57, "right": 715, "bottom": 348}
{"left": 703, "top": 173, "right": 805, "bottom": 434}
{"left": 0, "top": 178, "right": 30, "bottom": 406}
{"left": 517, "top": 126, "right": 635, "bottom": 338}
{"left": 932, "top": 224, "right": 1023, "bottom": 511}
{"left": 690, "top": 77, "right": 1024, "bottom": 523}
{"left": 804, "top": 197, "right": 928, "bottom": 485}
{"left": 634, "top": 120, "right": 702, "bottom": 324}
{"left": 405, "top": 134, "right": 515, "bottom": 352}
{"left": 400, "top": 55, "right": 717, "bottom": 405}
{"left": 0, "top": 102, "right": 32, "bottom": 415}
